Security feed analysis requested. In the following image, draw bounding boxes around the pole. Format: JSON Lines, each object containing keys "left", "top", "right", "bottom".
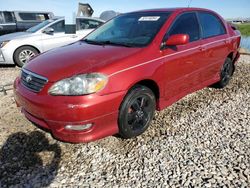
{"left": 188, "top": 0, "right": 193, "bottom": 7}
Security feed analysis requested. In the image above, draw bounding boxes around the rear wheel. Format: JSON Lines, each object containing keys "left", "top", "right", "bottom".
{"left": 213, "top": 58, "right": 234, "bottom": 88}
{"left": 118, "top": 85, "right": 156, "bottom": 139}
{"left": 14, "top": 46, "right": 39, "bottom": 67}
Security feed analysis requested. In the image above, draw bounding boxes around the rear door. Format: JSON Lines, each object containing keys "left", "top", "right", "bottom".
{"left": 0, "top": 11, "right": 16, "bottom": 35}
{"left": 162, "top": 12, "right": 203, "bottom": 100}
{"left": 41, "top": 20, "right": 78, "bottom": 52}
{"left": 197, "top": 11, "right": 228, "bottom": 82}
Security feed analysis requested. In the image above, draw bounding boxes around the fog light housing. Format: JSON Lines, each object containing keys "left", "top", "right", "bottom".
{"left": 65, "top": 123, "right": 93, "bottom": 131}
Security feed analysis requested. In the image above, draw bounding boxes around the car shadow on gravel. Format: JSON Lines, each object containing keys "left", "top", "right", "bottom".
{"left": 0, "top": 131, "right": 61, "bottom": 187}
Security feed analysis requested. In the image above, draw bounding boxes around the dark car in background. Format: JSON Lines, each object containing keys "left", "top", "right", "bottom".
{"left": 0, "top": 11, "right": 54, "bottom": 35}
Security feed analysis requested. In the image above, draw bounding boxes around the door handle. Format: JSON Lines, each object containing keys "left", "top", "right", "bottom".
{"left": 71, "top": 35, "right": 78, "bottom": 38}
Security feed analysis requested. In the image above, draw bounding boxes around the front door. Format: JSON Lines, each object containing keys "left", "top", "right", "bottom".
{"left": 162, "top": 12, "right": 203, "bottom": 101}
{"left": 41, "top": 20, "right": 78, "bottom": 52}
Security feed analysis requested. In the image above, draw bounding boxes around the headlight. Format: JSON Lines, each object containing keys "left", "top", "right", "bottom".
{"left": 48, "top": 73, "right": 108, "bottom": 96}
{"left": 0, "top": 41, "right": 10, "bottom": 48}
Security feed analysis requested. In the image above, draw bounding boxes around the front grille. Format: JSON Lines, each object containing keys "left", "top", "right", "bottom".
{"left": 21, "top": 69, "right": 48, "bottom": 92}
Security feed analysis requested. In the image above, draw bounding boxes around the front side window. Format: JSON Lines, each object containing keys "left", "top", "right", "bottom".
{"left": 19, "top": 13, "right": 48, "bottom": 21}
{"left": 167, "top": 12, "right": 200, "bottom": 42}
{"left": 50, "top": 20, "right": 65, "bottom": 33}
{"left": 198, "top": 12, "right": 226, "bottom": 38}
{"left": 19, "top": 13, "right": 35, "bottom": 21}
{"left": 34, "top": 13, "right": 47, "bottom": 21}
{"left": 85, "top": 12, "right": 171, "bottom": 47}
{"left": 27, "top": 18, "right": 58, "bottom": 33}
{"left": 3, "top": 12, "right": 14, "bottom": 23}
{"left": 77, "top": 19, "right": 103, "bottom": 30}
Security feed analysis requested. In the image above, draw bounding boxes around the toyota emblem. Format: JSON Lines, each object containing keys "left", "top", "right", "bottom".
{"left": 26, "top": 75, "right": 32, "bottom": 83}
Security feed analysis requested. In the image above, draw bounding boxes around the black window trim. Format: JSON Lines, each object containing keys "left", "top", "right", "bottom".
{"left": 161, "top": 11, "right": 202, "bottom": 49}
{"left": 196, "top": 10, "right": 227, "bottom": 40}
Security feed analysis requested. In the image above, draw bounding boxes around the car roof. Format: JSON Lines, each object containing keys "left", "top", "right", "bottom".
{"left": 130, "top": 7, "right": 214, "bottom": 14}
{"left": 11, "top": 10, "right": 53, "bottom": 14}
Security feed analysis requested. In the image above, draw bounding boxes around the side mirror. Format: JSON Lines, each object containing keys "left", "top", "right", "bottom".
{"left": 43, "top": 27, "right": 54, "bottom": 35}
{"left": 165, "top": 34, "right": 189, "bottom": 46}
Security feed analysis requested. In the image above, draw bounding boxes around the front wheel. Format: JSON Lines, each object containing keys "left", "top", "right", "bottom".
{"left": 118, "top": 85, "right": 156, "bottom": 139}
{"left": 212, "top": 58, "right": 234, "bottom": 88}
{"left": 14, "top": 46, "right": 39, "bottom": 67}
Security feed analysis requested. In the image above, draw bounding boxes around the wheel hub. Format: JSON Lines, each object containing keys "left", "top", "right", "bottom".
{"left": 19, "top": 50, "right": 36, "bottom": 63}
{"left": 135, "top": 110, "right": 144, "bottom": 120}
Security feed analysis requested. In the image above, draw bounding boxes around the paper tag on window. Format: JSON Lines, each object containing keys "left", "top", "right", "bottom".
{"left": 138, "top": 16, "right": 160, "bottom": 21}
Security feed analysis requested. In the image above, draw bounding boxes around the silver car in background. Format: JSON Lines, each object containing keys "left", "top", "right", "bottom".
{"left": 0, "top": 17, "right": 104, "bottom": 66}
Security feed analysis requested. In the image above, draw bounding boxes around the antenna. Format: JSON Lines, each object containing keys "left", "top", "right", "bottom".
{"left": 188, "top": 0, "right": 193, "bottom": 7}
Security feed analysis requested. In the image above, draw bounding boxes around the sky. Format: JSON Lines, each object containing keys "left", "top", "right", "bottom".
{"left": 0, "top": 0, "right": 250, "bottom": 20}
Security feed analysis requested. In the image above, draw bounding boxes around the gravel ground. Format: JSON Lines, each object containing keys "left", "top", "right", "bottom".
{"left": 0, "top": 56, "right": 249, "bottom": 187}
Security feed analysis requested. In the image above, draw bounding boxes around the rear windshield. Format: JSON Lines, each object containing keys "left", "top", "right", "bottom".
{"left": 85, "top": 12, "right": 172, "bottom": 47}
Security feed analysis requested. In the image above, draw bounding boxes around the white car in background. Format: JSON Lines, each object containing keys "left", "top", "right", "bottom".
{"left": 0, "top": 17, "right": 104, "bottom": 66}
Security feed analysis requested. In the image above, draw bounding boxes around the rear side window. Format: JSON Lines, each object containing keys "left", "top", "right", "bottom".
{"left": 198, "top": 12, "right": 226, "bottom": 38}
{"left": 168, "top": 12, "right": 200, "bottom": 42}
{"left": 3, "top": 12, "right": 15, "bottom": 23}
{"left": 76, "top": 19, "right": 103, "bottom": 30}
{"left": 19, "top": 13, "right": 49, "bottom": 21}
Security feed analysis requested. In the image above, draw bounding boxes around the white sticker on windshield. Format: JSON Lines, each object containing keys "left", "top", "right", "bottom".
{"left": 138, "top": 16, "right": 160, "bottom": 21}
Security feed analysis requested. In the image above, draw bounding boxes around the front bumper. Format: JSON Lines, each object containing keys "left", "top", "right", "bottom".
{"left": 14, "top": 77, "right": 126, "bottom": 143}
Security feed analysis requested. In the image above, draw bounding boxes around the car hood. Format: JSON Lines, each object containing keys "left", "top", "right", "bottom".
{"left": 0, "top": 32, "right": 35, "bottom": 42}
{"left": 24, "top": 41, "right": 143, "bottom": 82}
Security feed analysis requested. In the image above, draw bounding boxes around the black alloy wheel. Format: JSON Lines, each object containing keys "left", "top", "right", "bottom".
{"left": 118, "top": 85, "right": 156, "bottom": 139}
{"left": 213, "top": 57, "right": 234, "bottom": 88}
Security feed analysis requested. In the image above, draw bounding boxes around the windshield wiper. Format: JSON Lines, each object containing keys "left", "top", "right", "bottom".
{"left": 102, "top": 41, "right": 134, "bottom": 47}
{"left": 83, "top": 39, "right": 134, "bottom": 47}
{"left": 82, "top": 39, "right": 106, "bottom": 45}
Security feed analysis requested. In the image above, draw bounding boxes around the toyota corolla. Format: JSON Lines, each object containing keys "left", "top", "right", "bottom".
{"left": 14, "top": 8, "right": 241, "bottom": 143}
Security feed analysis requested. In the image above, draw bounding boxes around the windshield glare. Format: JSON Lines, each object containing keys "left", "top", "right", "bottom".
{"left": 26, "top": 19, "right": 58, "bottom": 33}
{"left": 85, "top": 12, "right": 171, "bottom": 47}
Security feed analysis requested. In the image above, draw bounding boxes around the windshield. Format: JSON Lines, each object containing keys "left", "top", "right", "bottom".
{"left": 84, "top": 12, "right": 171, "bottom": 47}
{"left": 26, "top": 18, "right": 58, "bottom": 33}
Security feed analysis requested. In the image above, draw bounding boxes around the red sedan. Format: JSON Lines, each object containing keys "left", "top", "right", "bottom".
{"left": 14, "top": 8, "right": 241, "bottom": 143}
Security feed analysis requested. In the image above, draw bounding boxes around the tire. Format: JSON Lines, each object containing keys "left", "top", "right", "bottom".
{"left": 14, "top": 46, "right": 39, "bottom": 67}
{"left": 212, "top": 57, "right": 234, "bottom": 88}
{"left": 118, "top": 85, "right": 156, "bottom": 139}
